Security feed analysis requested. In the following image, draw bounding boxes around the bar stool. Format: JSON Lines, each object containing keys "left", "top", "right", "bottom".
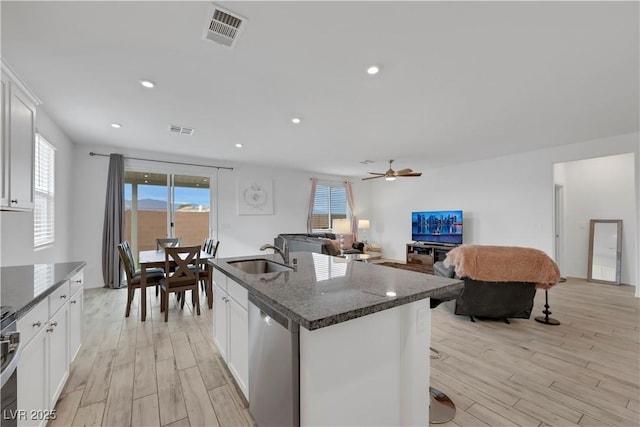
{"left": 429, "top": 269, "right": 461, "bottom": 424}
{"left": 429, "top": 345, "right": 456, "bottom": 424}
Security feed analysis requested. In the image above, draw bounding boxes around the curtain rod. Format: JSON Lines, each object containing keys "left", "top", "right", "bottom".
{"left": 89, "top": 152, "right": 234, "bottom": 170}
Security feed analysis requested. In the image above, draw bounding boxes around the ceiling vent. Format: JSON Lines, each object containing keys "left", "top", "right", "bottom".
{"left": 169, "top": 125, "right": 195, "bottom": 135}
{"left": 202, "top": 3, "right": 247, "bottom": 48}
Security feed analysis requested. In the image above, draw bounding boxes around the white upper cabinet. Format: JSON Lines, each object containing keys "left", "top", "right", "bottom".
{"left": 1, "top": 59, "right": 41, "bottom": 211}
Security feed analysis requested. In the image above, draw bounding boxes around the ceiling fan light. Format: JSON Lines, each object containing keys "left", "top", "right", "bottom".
{"left": 385, "top": 176, "right": 396, "bottom": 181}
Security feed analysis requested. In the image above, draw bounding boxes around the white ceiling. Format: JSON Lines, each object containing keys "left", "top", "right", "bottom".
{"left": 1, "top": 1, "right": 638, "bottom": 177}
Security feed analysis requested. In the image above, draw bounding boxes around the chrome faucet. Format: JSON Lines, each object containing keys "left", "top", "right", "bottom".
{"left": 260, "top": 242, "right": 289, "bottom": 264}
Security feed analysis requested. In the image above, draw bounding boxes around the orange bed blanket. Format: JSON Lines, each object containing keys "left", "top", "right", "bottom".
{"left": 443, "top": 245, "right": 560, "bottom": 289}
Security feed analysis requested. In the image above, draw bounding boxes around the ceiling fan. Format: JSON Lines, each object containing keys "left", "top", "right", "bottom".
{"left": 362, "top": 160, "right": 422, "bottom": 181}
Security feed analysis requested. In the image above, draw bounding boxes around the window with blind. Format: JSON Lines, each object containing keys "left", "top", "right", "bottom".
{"left": 311, "top": 183, "right": 349, "bottom": 231}
{"left": 34, "top": 134, "right": 55, "bottom": 247}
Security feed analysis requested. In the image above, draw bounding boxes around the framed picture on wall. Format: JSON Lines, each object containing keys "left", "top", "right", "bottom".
{"left": 237, "top": 177, "right": 274, "bottom": 215}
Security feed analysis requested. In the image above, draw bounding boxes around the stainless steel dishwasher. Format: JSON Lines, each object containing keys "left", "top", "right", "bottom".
{"left": 248, "top": 294, "right": 299, "bottom": 427}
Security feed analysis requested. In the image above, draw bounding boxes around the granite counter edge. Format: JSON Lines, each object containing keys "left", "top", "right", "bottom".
{"left": 15, "top": 261, "right": 87, "bottom": 319}
{"left": 210, "top": 259, "right": 463, "bottom": 331}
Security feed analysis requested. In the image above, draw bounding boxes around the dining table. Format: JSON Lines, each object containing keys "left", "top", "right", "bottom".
{"left": 138, "top": 249, "right": 215, "bottom": 321}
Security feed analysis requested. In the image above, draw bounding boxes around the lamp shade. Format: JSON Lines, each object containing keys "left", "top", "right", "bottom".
{"left": 332, "top": 219, "right": 351, "bottom": 234}
{"left": 358, "top": 219, "right": 370, "bottom": 229}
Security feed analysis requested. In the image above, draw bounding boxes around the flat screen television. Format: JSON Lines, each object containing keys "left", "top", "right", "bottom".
{"left": 412, "top": 210, "right": 463, "bottom": 245}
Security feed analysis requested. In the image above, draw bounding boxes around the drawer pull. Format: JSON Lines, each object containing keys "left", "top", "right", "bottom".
{"left": 46, "top": 327, "right": 54, "bottom": 333}
{"left": 32, "top": 321, "right": 42, "bottom": 328}
{"left": 60, "top": 295, "right": 67, "bottom": 299}
{"left": 10, "top": 199, "right": 17, "bottom": 204}
{"left": 50, "top": 321, "right": 58, "bottom": 327}
{"left": 70, "top": 300, "right": 77, "bottom": 304}
{"left": 73, "top": 280, "right": 82, "bottom": 284}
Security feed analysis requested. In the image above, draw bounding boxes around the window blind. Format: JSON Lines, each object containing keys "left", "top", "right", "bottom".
{"left": 34, "top": 134, "right": 55, "bottom": 247}
{"left": 311, "top": 183, "right": 348, "bottom": 230}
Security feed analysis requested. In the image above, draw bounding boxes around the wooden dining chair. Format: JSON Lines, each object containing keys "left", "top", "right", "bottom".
{"left": 160, "top": 245, "right": 201, "bottom": 322}
{"left": 156, "top": 237, "right": 181, "bottom": 250}
{"left": 118, "top": 241, "right": 165, "bottom": 317}
{"left": 203, "top": 237, "right": 214, "bottom": 254}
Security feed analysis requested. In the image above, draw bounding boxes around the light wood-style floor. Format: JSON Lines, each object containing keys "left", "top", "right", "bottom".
{"left": 49, "top": 278, "right": 639, "bottom": 427}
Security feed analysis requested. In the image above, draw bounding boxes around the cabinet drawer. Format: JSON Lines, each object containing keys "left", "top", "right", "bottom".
{"left": 213, "top": 269, "right": 227, "bottom": 292}
{"left": 69, "top": 270, "right": 84, "bottom": 296}
{"left": 49, "top": 281, "right": 70, "bottom": 315}
{"left": 17, "top": 298, "right": 48, "bottom": 347}
{"left": 227, "top": 278, "right": 248, "bottom": 310}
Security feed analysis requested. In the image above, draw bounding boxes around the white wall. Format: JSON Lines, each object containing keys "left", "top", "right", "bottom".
{"left": 368, "top": 132, "right": 639, "bottom": 288}
{"left": 0, "top": 107, "right": 74, "bottom": 267}
{"left": 556, "top": 154, "right": 635, "bottom": 284}
{"left": 71, "top": 144, "right": 347, "bottom": 288}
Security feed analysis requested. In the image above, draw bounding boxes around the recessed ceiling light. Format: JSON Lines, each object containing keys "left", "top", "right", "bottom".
{"left": 386, "top": 291, "right": 397, "bottom": 297}
{"left": 111, "top": 123, "right": 121, "bottom": 128}
{"left": 367, "top": 65, "right": 380, "bottom": 75}
{"left": 140, "top": 80, "right": 155, "bottom": 88}
{"left": 291, "top": 117, "right": 301, "bottom": 124}
{"left": 235, "top": 143, "right": 243, "bottom": 148}
{"left": 144, "top": 174, "right": 148, "bottom": 178}
{"left": 203, "top": 178, "right": 208, "bottom": 182}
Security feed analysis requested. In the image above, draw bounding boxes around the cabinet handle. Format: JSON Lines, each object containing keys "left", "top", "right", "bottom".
{"left": 32, "top": 321, "right": 42, "bottom": 328}
{"left": 50, "top": 321, "right": 58, "bottom": 327}
{"left": 46, "top": 327, "right": 54, "bottom": 333}
{"left": 73, "top": 280, "right": 82, "bottom": 284}
{"left": 60, "top": 295, "right": 67, "bottom": 299}
{"left": 10, "top": 199, "right": 17, "bottom": 204}
{"left": 70, "top": 300, "right": 77, "bottom": 304}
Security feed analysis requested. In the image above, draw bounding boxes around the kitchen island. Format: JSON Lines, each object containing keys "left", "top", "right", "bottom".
{"left": 210, "top": 252, "right": 462, "bottom": 426}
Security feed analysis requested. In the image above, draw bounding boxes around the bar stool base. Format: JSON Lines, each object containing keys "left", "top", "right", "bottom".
{"left": 429, "top": 387, "right": 456, "bottom": 424}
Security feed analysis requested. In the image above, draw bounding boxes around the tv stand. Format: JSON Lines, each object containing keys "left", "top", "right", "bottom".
{"left": 406, "top": 242, "right": 458, "bottom": 274}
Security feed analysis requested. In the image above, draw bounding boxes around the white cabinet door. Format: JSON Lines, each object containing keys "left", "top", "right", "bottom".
{"left": 227, "top": 297, "right": 249, "bottom": 399}
{"left": 17, "top": 328, "right": 48, "bottom": 427}
{"left": 7, "top": 85, "right": 35, "bottom": 210}
{"left": 213, "top": 284, "right": 228, "bottom": 359}
{"left": 68, "top": 288, "right": 83, "bottom": 363}
{"left": 48, "top": 305, "right": 69, "bottom": 409}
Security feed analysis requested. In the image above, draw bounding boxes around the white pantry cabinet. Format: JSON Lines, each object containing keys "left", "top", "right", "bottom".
{"left": 1, "top": 60, "right": 40, "bottom": 211}
{"left": 213, "top": 270, "right": 249, "bottom": 399}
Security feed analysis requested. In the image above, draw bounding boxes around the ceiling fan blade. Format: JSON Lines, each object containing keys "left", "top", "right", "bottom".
{"left": 395, "top": 168, "right": 412, "bottom": 175}
{"left": 397, "top": 172, "right": 422, "bottom": 177}
{"left": 367, "top": 172, "right": 385, "bottom": 176}
{"left": 362, "top": 175, "right": 385, "bottom": 180}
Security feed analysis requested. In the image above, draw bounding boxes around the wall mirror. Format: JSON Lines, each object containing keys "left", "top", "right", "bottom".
{"left": 587, "top": 219, "right": 622, "bottom": 285}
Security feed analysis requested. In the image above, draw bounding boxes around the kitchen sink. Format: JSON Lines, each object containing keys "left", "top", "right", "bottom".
{"left": 228, "top": 259, "right": 294, "bottom": 274}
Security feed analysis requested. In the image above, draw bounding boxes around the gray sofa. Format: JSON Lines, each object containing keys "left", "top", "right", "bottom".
{"left": 276, "top": 233, "right": 364, "bottom": 256}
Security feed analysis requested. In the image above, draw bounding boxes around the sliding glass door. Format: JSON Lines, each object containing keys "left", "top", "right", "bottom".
{"left": 125, "top": 171, "right": 211, "bottom": 263}
{"left": 171, "top": 174, "right": 211, "bottom": 246}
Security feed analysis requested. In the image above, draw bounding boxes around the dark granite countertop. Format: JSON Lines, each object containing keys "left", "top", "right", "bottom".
{"left": 210, "top": 252, "right": 462, "bottom": 331}
{"left": 1, "top": 262, "right": 86, "bottom": 319}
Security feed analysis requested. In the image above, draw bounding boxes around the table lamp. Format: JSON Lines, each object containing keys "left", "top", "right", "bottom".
{"left": 332, "top": 219, "right": 351, "bottom": 254}
{"left": 358, "top": 219, "right": 370, "bottom": 243}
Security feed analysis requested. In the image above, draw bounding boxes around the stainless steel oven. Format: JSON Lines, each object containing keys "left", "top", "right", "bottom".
{"left": 1, "top": 306, "right": 21, "bottom": 427}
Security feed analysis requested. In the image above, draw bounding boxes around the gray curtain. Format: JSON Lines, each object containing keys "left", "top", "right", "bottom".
{"left": 102, "top": 153, "right": 125, "bottom": 288}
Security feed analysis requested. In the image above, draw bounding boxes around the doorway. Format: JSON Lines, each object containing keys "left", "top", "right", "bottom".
{"left": 553, "top": 153, "right": 636, "bottom": 285}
